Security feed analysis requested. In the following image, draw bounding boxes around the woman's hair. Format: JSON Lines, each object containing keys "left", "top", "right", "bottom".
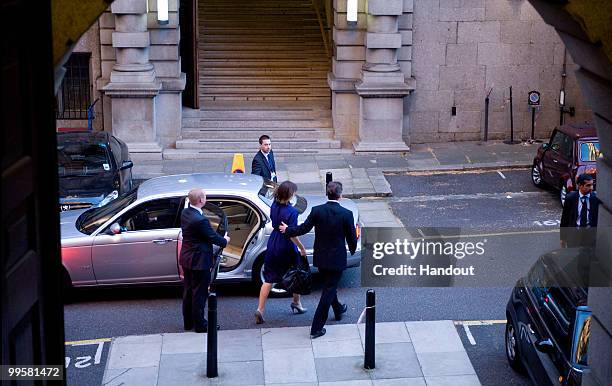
{"left": 274, "top": 181, "right": 298, "bottom": 203}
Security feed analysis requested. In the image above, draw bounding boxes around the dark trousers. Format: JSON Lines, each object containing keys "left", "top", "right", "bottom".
{"left": 311, "top": 268, "right": 344, "bottom": 334}
{"left": 182, "top": 268, "right": 210, "bottom": 330}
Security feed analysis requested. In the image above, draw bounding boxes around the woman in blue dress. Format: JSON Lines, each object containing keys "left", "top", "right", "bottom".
{"left": 255, "top": 181, "right": 307, "bottom": 324}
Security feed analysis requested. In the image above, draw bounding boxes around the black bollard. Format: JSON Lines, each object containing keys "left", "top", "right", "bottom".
{"left": 364, "top": 289, "right": 376, "bottom": 370}
{"left": 326, "top": 172, "right": 332, "bottom": 187}
{"left": 504, "top": 86, "right": 519, "bottom": 144}
{"left": 484, "top": 95, "right": 489, "bottom": 142}
{"left": 530, "top": 107, "right": 536, "bottom": 141}
{"left": 206, "top": 292, "right": 218, "bottom": 378}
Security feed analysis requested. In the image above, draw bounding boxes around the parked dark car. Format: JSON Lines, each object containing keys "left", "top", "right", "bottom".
{"left": 531, "top": 123, "right": 600, "bottom": 205}
{"left": 505, "top": 250, "right": 592, "bottom": 385}
{"left": 58, "top": 131, "right": 133, "bottom": 211}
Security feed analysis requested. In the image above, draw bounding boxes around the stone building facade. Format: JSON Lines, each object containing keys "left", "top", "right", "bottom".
{"left": 59, "top": 0, "right": 592, "bottom": 158}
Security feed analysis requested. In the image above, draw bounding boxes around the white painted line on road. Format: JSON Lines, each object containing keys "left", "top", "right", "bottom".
{"left": 463, "top": 324, "right": 477, "bottom": 345}
{"left": 71, "top": 341, "right": 106, "bottom": 365}
{"left": 455, "top": 320, "right": 507, "bottom": 326}
{"left": 391, "top": 191, "right": 542, "bottom": 202}
{"left": 497, "top": 171, "right": 506, "bottom": 179}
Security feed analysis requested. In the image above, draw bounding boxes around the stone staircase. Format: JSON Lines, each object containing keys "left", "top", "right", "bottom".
{"left": 169, "top": 0, "right": 340, "bottom": 158}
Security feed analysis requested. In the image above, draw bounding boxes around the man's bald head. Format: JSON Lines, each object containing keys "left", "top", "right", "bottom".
{"left": 188, "top": 188, "right": 206, "bottom": 208}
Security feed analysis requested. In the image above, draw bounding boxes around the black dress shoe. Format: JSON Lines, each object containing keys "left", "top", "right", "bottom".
{"left": 334, "top": 304, "right": 348, "bottom": 321}
{"left": 310, "top": 328, "right": 326, "bottom": 339}
{"left": 195, "top": 324, "right": 220, "bottom": 333}
{"left": 184, "top": 324, "right": 193, "bottom": 331}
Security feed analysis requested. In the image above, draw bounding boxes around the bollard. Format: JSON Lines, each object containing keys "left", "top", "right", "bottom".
{"left": 206, "top": 292, "right": 218, "bottom": 378}
{"left": 326, "top": 172, "right": 332, "bottom": 187}
{"left": 504, "top": 86, "right": 519, "bottom": 145}
{"left": 484, "top": 95, "right": 489, "bottom": 142}
{"left": 364, "top": 289, "right": 375, "bottom": 370}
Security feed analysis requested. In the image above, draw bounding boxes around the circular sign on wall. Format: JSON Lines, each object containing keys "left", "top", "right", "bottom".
{"left": 528, "top": 90, "right": 541, "bottom": 106}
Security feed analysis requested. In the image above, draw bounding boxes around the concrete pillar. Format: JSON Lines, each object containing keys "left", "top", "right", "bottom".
{"left": 102, "top": 0, "right": 163, "bottom": 161}
{"left": 353, "top": 0, "right": 414, "bottom": 152}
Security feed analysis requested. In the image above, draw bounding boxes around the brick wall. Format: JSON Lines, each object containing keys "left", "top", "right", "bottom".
{"left": 407, "top": 0, "right": 593, "bottom": 143}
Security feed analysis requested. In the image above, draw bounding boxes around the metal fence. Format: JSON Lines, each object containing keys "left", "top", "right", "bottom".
{"left": 55, "top": 53, "right": 91, "bottom": 120}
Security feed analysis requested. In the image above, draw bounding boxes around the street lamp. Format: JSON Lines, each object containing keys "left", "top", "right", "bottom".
{"left": 347, "top": 0, "right": 358, "bottom": 25}
{"left": 157, "top": 0, "right": 169, "bottom": 25}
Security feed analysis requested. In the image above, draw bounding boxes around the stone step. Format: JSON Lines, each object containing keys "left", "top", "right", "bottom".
{"left": 200, "top": 26, "right": 319, "bottom": 34}
{"left": 200, "top": 95, "right": 330, "bottom": 102}
{"left": 183, "top": 117, "right": 332, "bottom": 128}
{"left": 200, "top": 44, "right": 325, "bottom": 51}
{"left": 175, "top": 138, "right": 341, "bottom": 150}
{"left": 183, "top": 110, "right": 331, "bottom": 119}
{"left": 199, "top": 59, "right": 329, "bottom": 68}
{"left": 180, "top": 129, "right": 334, "bottom": 140}
{"left": 199, "top": 78, "right": 327, "bottom": 87}
{"left": 201, "top": 69, "right": 329, "bottom": 77}
{"left": 201, "top": 36, "right": 322, "bottom": 43}
{"left": 200, "top": 52, "right": 328, "bottom": 60}
{"left": 163, "top": 148, "right": 353, "bottom": 159}
{"left": 186, "top": 100, "right": 331, "bottom": 111}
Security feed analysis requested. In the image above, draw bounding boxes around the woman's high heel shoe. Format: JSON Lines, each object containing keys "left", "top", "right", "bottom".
{"left": 290, "top": 303, "right": 307, "bottom": 314}
{"left": 255, "top": 310, "right": 265, "bottom": 324}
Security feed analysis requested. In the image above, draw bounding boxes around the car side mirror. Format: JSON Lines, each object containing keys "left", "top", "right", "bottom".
{"left": 535, "top": 338, "right": 554, "bottom": 354}
{"left": 120, "top": 160, "right": 133, "bottom": 170}
{"left": 541, "top": 143, "right": 549, "bottom": 150}
{"left": 109, "top": 223, "right": 122, "bottom": 235}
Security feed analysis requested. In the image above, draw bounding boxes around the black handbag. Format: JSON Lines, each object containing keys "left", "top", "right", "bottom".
{"left": 280, "top": 253, "right": 312, "bottom": 295}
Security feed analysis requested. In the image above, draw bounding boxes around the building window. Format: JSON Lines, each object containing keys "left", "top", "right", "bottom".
{"left": 56, "top": 53, "right": 91, "bottom": 119}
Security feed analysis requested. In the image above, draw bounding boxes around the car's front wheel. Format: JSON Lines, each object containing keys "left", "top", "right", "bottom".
{"left": 531, "top": 162, "right": 545, "bottom": 188}
{"left": 505, "top": 319, "right": 524, "bottom": 372}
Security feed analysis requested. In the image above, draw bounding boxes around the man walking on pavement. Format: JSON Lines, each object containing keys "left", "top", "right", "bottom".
{"left": 560, "top": 173, "right": 599, "bottom": 248}
{"left": 252, "top": 134, "right": 278, "bottom": 182}
{"left": 279, "top": 181, "right": 357, "bottom": 339}
{"left": 180, "top": 188, "right": 230, "bottom": 333}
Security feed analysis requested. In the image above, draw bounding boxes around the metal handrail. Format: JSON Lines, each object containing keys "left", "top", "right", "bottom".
{"left": 311, "top": 0, "right": 332, "bottom": 59}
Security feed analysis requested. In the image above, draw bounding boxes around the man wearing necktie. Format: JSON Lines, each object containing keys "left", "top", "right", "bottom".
{"left": 251, "top": 135, "right": 278, "bottom": 182}
{"left": 560, "top": 173, "right": 599, "bottom": 248}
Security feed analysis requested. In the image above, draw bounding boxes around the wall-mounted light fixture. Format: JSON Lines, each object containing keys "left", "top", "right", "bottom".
{"left": 157, "top": 0, "right": 169, "bottom": 25}
{"left": 347, "top": 0, "right": 358, "bottom": 25}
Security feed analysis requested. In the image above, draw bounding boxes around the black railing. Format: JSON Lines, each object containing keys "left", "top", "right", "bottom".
{"left": 56, "top": 53, "right": 91, "bottom": 120}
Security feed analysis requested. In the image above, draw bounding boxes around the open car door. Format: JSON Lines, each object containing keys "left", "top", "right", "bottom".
{"left": 178, "top": 201, "right": 228, "bottom": 283}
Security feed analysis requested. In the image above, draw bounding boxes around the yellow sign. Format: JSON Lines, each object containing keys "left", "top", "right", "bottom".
{"left": 232, "top": 153, "right": 245, "bottom": 174}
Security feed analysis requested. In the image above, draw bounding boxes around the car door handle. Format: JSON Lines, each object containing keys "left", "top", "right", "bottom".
{"left": 152, "top": 239, "right": 173, "bottom": 245}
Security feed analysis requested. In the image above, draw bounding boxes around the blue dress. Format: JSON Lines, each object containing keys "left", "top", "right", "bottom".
{"left": 263, "top": 201, "right": 299, "bottom": 283}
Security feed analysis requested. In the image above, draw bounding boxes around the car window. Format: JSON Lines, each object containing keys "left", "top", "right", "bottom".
{"left": 550, "top": 131, "right": 572, "bottom": 159}
{"left": 109, "top": 137, "right": 122, "bottom": 167}
{"left": 258, "top": 180, "right": 307, "bottom": 214}
{"left": 579, "top": 141, "right": 600, "bottom": 162}
{"left": 120, "top": 198, "right": 182, "bottom": 231}
{"left": 77, "top": 190, "right": 138, "bottom": 234}
{"left": 572, "top": 311, "right": 591, "bottom": 366}
{"left": 176, "top": 197, "right": 228, "bottom": 236}
{"left": 58, "top": 141, "right": 112, "bottom": 176}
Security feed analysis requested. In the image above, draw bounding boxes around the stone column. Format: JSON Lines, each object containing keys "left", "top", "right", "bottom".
{"left": 102, "top": 0, "right": 163, "bottom": 161}
{"left": 353, "top": 0, "right": 414, "bottom": 152}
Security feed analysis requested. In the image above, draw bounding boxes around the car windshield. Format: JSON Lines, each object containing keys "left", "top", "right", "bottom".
{"left": 258, "top": 179, "right": 307, "bottom": 214}
{"left": 579, "top": 141, "right": 600, "bottom": 162}
{"left": 58, "top": 141, "right": 111, "bottom": 176}
{"left": 77, "top": 190, "right": 137, "bottom": 234}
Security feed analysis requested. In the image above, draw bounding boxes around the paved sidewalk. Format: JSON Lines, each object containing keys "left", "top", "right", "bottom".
{"left": 133, "top": 141, "right": 537, "bottom": 198}
{"left": 102, "top": 321, "right": 480, "bottom": 386}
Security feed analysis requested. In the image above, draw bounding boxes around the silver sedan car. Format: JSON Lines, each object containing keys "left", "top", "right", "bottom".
{"left": 60, "top": 173, "right": 362, "bottom": 291}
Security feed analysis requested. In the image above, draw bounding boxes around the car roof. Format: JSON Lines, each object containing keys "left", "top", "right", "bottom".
{"left": 557, "top": 123, "right": 598, "bottom": 140}
{"left": 57, "top": 130, "right": 110, "bottom": 144}
{"left": 136, "top": 173, "right": 265, "bottom": 199}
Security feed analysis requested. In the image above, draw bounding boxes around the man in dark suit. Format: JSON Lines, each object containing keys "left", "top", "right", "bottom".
{"left": 280, "top": 181, "right": 357, "bottom": 339}
{"left": 180, "top": 188, "right": 230, "bottom": 333}
{"left": 251, "top": 134, "right": 277, "bottom": 182}
{"left": 560, "top": 173, "right": 599, "bottom": 248}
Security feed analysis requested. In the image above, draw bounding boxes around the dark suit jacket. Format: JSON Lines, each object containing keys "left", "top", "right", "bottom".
{"left": 284, "top": 201, "right": 357, "bottom": 271}
{"left": 252, "top": 150, "right": 277, "bottom": 182}
{"left": 560, "top": 191, "right": 599, "bottom": 242}
{"left": 179, "top": 206, "right": 228, "bottom": 270}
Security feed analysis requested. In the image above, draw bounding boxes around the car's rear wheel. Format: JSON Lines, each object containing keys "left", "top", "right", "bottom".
{"left": 252, "top": 256, "right": 290, "bottom": 298}
{"left": 505, "top": 318, "right": 524, "bottom": 372}
{"left": 560, "top": 184, "right": 568, "bottom": 207}
{"left": 531, "top": 162, "right": 545, "bottom": 188}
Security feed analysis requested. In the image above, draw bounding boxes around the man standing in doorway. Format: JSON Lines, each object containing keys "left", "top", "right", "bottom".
{"left": 560, "top": 173, "right": 599, "bottom": 248}
{"left": 180, "top": 188, "right": 230, "bottom": 333}
{"left": 252, "top": 135, "right": 278, "bottom": 182}
{"left": 279, "top": 181, "right": 357, "bottom": 339}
